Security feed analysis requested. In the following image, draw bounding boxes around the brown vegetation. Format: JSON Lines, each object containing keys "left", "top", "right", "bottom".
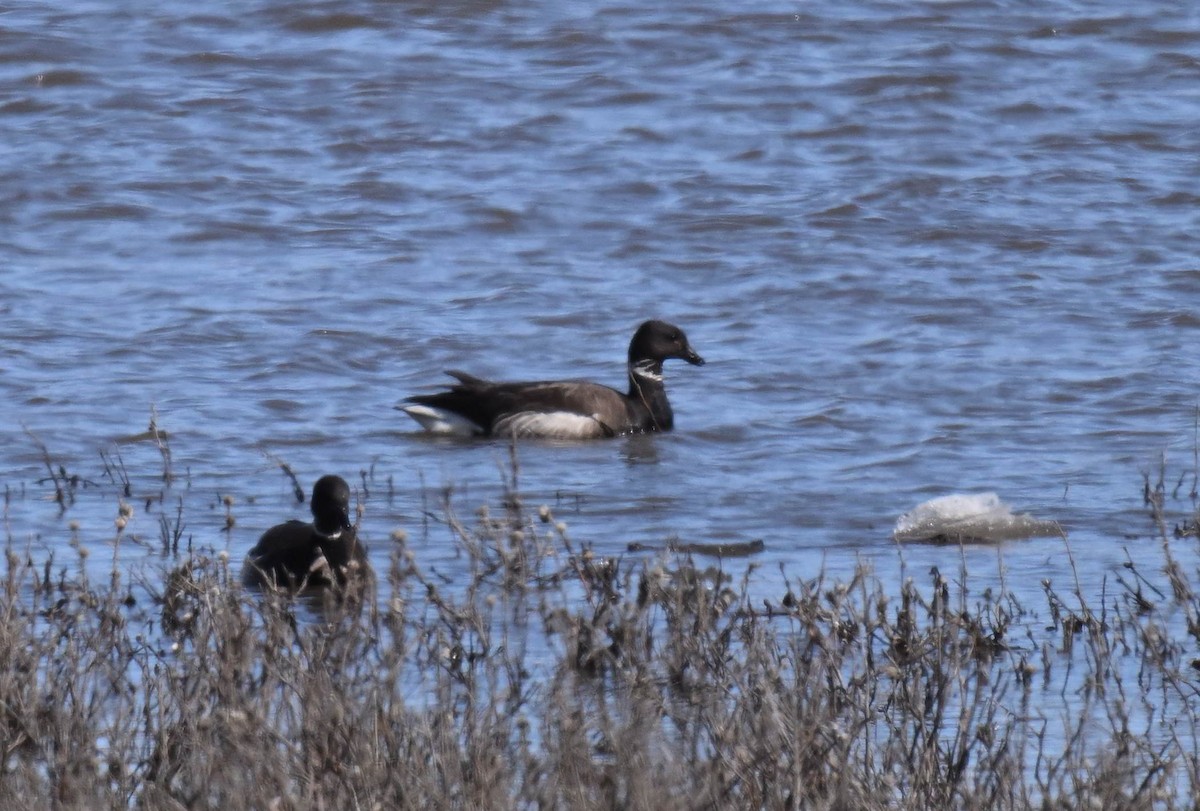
{"left": 0, "top": 459, "right": 1197, "bottom": 809}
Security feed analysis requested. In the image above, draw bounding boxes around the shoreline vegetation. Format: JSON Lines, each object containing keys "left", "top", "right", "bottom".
{"left": 2, "top": 444, "right": 1200, "bottom": 808}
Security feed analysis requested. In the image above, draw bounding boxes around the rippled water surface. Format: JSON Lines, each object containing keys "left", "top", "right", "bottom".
{"left": 3, "top": 1, "right": 1199, "bottom": 615}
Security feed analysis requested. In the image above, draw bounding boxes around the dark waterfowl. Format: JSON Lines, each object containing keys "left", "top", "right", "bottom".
{"left": 400, "top": 320, "right": 705, "bottom": 439}
{"left": 243, "top": 475, "right": 368, "bottom": 590}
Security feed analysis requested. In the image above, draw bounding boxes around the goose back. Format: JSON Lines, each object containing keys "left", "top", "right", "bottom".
{"left": 243, "top": 475, "right": 368, "bottom": 590}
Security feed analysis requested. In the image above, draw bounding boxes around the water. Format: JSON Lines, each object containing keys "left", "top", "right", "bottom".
{"left": 2, "top": 2, "right": 1199, "bottom": 619}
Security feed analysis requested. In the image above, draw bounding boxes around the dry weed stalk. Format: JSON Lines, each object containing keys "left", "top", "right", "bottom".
{"left": 0, "top": 455, "right": 1198, "bottom": 808}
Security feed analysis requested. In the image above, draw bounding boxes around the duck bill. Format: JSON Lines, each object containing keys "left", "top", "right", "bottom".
{"left": 683, "top": 346, "right": 705, "bottom": 366}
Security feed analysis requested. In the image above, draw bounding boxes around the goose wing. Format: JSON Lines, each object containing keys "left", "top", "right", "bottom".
{"left": 408, "top": 376, "right": 631, "bottom": 438}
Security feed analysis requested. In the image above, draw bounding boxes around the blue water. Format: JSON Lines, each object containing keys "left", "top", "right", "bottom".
{"left": 2, "top": 1, "right": 1198, "bottom": 624}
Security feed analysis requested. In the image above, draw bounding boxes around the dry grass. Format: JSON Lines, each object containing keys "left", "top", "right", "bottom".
{"left": 0, "top": 455, "right": 1199, "bottom": 809}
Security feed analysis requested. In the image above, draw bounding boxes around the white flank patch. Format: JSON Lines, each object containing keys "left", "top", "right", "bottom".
{"left": 493, "top": 411, "right": 606, "bottom": 439}
{"left": 402, "top": 405, "right": 482, "bottom": 436}
{"left": 629, "top": 360, "right": 663, "bottom": 383}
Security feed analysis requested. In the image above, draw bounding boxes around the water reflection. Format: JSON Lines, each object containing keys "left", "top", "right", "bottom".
{"left": 618, "top": 433, "right": 661, "bottom": 465}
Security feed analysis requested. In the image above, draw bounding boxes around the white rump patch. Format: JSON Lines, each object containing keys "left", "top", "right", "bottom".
{"left": 402, "top": 405, "right": 482, "bottom": 436}
{"left": 893, "top": 492, "right": 1062, "bottom": 543}
{"left": 493, "top": 411, "right": 608, "bottom": 439}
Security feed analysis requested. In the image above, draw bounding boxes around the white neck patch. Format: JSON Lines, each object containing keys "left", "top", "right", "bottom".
{"left": 630, "top": 360, "right": 663, "bottom": 383}
{"left": 315, "top": 527, "right": 343, "bottom": 541}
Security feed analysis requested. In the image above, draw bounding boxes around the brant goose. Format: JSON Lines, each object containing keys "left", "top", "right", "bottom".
{"left": 400, "top": 319, "right": 705, "bottom": 439}
{"left": 243, "top": 474, "right": 369, "bottom": 590}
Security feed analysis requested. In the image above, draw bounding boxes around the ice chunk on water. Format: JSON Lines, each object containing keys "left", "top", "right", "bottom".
{"left": 893, "top": 492, "right": 1062, "bottom": 543}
